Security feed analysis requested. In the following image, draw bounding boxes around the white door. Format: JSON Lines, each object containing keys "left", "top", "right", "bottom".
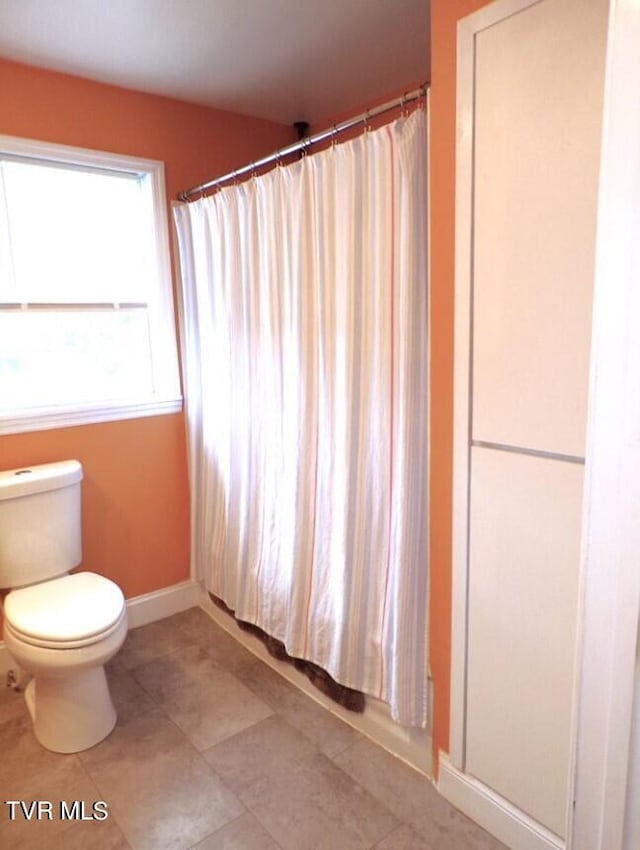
{"left": 447, "top": 0, "right": 609, "bottom": 845}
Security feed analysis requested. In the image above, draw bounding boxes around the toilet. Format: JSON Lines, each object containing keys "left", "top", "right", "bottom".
{"left": 0, "top": 459, "right": 127, "bottom": 753}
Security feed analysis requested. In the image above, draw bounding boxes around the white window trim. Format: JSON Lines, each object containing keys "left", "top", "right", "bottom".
{"left": 0, "top": 134, "right": 182, "bottom": 435}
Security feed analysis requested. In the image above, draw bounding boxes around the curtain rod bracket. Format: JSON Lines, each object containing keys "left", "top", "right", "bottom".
{"left": 293, "top": 121, "right": 310, "bottom": 140}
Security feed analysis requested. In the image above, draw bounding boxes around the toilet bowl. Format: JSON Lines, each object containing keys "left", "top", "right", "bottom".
{"left": 0, "top": 460, "right": 128, "bottom": 753}
{"left": 3, "top": 571, "right": 127, "bottom": 753}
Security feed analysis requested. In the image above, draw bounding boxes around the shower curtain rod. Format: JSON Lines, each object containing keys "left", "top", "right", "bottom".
{"left": 177, "top": 83, "right": 428, "bottom": 202}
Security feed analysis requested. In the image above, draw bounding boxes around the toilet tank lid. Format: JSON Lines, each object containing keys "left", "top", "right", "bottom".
{"left": 0, "top": 459, "right": 83, "bottom": 501}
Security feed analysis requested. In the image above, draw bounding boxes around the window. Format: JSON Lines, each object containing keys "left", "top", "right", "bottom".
{"left": 0, "top": 136, "right": 181, "bottom": 434}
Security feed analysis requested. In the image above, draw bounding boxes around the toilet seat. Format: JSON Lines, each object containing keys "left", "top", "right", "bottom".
{"left": 5, "top": 607, "right": 127, "bottom": 650}
{"left": 4, "top": 571, "right": 125, "bottom": 650}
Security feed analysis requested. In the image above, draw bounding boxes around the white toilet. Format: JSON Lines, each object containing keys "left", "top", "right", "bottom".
{"left": 0, "top": 459, "right": 128, "bottom": 753}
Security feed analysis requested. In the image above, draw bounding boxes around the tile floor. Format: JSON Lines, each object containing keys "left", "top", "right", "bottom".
{"left": 0, "top": 607, "right": 508, "bottom": 850}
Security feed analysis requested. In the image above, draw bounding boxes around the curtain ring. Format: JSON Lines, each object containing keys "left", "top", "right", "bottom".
{"left": 331, "top": 125, "right": 338, "bottom": 148}
{"left": 417, "top": 84, "right": 426, "bottom": 112}
{"left": 401, "top": 92, "right": 409, "bottom": 117}
{"left": 364, "top": 110, "right": 371, "bottom": 133}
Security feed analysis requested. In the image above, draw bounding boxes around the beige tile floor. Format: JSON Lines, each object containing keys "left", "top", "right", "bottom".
{"left": 0, "top": 608, "right": 508, "bottom": 850}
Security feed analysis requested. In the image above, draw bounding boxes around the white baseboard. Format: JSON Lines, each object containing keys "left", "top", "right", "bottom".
{"left": 0, "top": 578, "right": 201, "bottom": 679}
{"left": 196, "top": 588, "right": 433, "bottom": 777}
{"left": 438, "top": 754, "right": 565, "bottom": 850}
{"left": 125, "top": 579, "right": 201, "bottom": 629}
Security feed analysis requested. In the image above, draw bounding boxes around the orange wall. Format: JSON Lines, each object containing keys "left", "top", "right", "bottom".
{"left": 0, "top": 59, "right": 293, "bottom": 600}
{"left": 429, "top": 0, "right": 491, "bottom": 769}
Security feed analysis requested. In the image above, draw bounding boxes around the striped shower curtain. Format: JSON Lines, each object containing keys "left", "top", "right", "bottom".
{"left": 174, "top": 107, "right": 429, "bottom": 726}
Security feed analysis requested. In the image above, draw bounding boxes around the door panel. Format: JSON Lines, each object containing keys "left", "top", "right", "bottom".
{"left": 467, "top": 446, "right": 584, "bottom": 836}
{"left": 472, "top": 0, "right": 607, "bottom": 457}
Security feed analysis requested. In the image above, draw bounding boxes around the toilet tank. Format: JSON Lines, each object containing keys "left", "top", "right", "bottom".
{"left": 0, "top": 460, "right": 83, "bottom": 588}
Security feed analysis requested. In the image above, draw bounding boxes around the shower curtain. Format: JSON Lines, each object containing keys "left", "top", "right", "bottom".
{"left": 174, "top": 107, "right": 429, "bottom": 726}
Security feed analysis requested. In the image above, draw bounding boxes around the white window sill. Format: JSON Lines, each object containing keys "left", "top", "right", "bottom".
{"left": 0, "top": 396, "right": 183, "bottom": 435}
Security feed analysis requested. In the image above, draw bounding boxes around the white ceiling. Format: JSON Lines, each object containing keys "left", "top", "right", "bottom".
{"left": 0, "top": 0, "right": 430, "bottom": 126}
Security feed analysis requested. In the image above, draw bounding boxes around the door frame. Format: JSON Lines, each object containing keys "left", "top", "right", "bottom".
{"left": 569, "top": 1, "right": 640, "bottom": 848}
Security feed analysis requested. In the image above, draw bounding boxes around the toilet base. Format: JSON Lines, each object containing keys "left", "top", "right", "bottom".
{"left": 25, "top": 666, "right": 117, "bottom": 753}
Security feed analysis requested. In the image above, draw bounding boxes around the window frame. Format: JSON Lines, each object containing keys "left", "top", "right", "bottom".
{"left": 0, "top": 134, "right": 182, "bottom": 435}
